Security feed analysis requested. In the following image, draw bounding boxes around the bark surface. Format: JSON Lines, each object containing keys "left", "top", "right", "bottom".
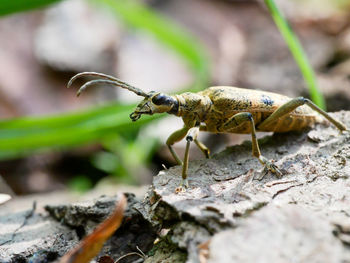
{"left": 1, "top": 111, "right": 350, "bottom": 263}
{"left": 140, "top": 110, "right": 350, "bottom": 262}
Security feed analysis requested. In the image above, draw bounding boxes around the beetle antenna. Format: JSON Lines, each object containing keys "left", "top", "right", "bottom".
{"left": 67, "top": 72, "right": 149, "bottom": 97}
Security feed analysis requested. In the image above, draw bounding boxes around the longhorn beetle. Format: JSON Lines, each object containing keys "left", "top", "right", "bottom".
{"left": 68, "top": 72, "right": 348, "bottom": 192}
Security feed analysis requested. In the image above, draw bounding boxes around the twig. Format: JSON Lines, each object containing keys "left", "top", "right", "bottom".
{"left": 114, "top": 246, "right": 147, "bottom": 263}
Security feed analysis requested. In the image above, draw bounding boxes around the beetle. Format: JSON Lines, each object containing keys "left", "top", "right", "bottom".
{"left": 68, "top": 72, "right": 348, "bottom": 192}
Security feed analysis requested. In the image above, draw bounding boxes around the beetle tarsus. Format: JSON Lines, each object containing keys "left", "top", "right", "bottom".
{"left": 258, "top": 156, "right": 282, "bottom": 179}
{"left": 175, "top": 179, "right": 189, "bottom": 193}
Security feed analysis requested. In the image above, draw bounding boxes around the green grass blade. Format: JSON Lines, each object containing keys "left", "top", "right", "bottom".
{"left": 0, "top": 103, "right": 129, "bottom": 129}
{"left": 264, "top": 0, "right": 326, "bottom": 110}
{"left": 0, "top": 103, "right": 160, "bottom": 160}
{"left": 0, "top": 0, "right": 61, "bottom": 16}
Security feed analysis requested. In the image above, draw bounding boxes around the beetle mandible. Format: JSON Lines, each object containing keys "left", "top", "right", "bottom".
{"left": 68, "top": 72, "right": 348, "bottom": 192}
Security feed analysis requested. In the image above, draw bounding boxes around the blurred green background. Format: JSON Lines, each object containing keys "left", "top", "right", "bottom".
{"left": 0, "top": 0, "right": 350, "bottom": 194}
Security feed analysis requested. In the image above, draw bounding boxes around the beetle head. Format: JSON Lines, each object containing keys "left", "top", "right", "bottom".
{"left": 130, "top": 92, "right": 177, "bottom": 121}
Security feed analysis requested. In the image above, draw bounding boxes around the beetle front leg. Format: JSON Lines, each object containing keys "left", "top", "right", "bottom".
{"left": 176, "top": 126, "right": 200, "bottom": 192}
{"left": 166, "top": 126, "right": 208, "bottom": 192}
{"left": 221, "top": 112, "right": 282, "bottom": 179}
{"left": 166, "top": 127, "right": 189, "bottom": 165}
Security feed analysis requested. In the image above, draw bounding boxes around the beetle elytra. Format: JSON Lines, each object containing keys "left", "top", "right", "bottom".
{"left": 68, "top": 72, "right": 348, "bottom": 192}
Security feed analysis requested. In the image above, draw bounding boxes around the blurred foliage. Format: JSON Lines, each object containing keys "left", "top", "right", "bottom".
{"left": 0, "top": 0, "right": 209, "bottom": 186}
{"left": 0, "top": 103, "right": 158, "bottom": 159}
{"left": 98, "top": 132, "right": 160, "bottom": 183}
{"left": 0, "top": 0, "right": 61, "bottom": 15}
{"left": 265, "top": 0, "right": 326, "bottom": 109}
{"left": 68, "top": 175, "right": 93, "bottom": 192}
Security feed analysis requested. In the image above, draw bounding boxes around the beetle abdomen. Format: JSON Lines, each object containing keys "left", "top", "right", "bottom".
{"left": 200, "top": 86, "right": 319, "bottom": 133}
{"left": 256, "top": 113, "right": 319, "bottom": 132}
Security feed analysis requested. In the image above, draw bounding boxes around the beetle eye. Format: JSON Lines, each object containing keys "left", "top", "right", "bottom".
{"left": 152, "top": 94, "right": 168, "bottom": 105}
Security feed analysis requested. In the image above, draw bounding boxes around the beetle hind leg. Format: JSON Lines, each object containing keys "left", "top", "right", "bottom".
{"left": 221, "top": 112, "right": 282, "bottom": 179}
{"left": 257, "top": 156, "right": 282, "bottom": 180}
{"left": 257, "top": 97, "right": 347, "bottom": 132}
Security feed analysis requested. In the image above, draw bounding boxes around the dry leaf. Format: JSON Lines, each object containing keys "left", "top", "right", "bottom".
{"left": 59, "top": 194, "right": 127, "bottom": 263}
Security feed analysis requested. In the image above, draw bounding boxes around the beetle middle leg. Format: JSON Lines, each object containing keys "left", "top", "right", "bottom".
{"left": 166, "top": 127, "right": 189, "bottom": 165}
{"left": 193, "top": 125, "right": 210, "bottom": 159}
{"left": 220, "top": 112, "right": 282, "bottom": 178}
{"left": 194, "top": 139, "right": 210, "bottom": 159}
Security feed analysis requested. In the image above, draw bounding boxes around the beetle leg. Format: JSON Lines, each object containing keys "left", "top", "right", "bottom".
{"left": 166, "top": 127, "right": 189, "bottom": 165}
{"left": 175, "top": 126, "right": 200, "bottom": 192}
{"left": 195, "top": 125, "right": 210, "bottom": 158}
{"left": 166, "top": 125, "right": 210, "bottom": 162}
{"left": 221, "top": 112, "right": 282, "bottom": 178}
{"left": 257, "top": 97, "right": 347, "bottom": 132}
{"left": 194, "top": 139, "right": 210, "bottom": 158}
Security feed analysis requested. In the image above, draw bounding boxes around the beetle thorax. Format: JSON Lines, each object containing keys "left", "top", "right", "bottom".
{"left": 175, "top": 93, "right": 212, "bottom": 124}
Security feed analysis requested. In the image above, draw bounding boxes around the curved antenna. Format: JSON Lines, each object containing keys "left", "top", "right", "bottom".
{"left": 67, "top": 72, "right": 149, "bottom": 97}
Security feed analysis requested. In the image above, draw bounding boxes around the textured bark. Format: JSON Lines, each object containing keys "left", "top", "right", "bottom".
{"left": 139, "top": 110, "right": 350, "bottom": 263}
{"left": 1, "top": 111, "right": 350, "bottom": 263}
{"left": 0, "top": 194, "right": 156, "bottom": 263}
{"left": 0, "top": 192, "right": 79, "bottom": 263}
